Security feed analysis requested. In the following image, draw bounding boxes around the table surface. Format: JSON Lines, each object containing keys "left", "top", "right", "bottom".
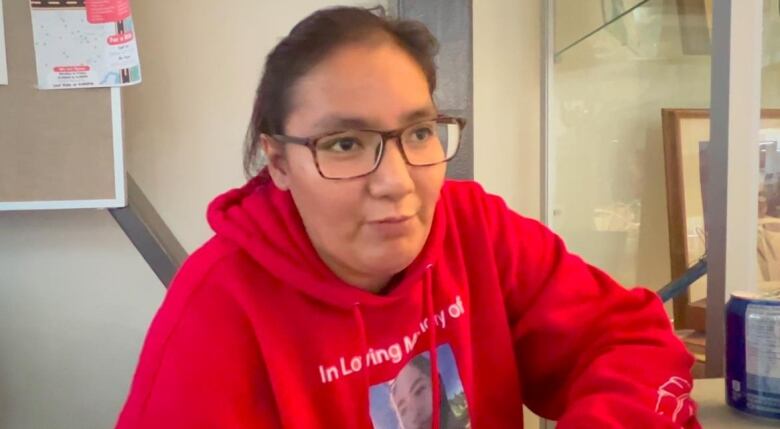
{"left": 693, "top": 378, "right": 779, "bottom": 428}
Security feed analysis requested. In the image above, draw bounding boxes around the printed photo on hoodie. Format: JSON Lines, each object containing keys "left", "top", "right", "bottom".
{"left": 369, "top": 344, "right": 470, "bottom": 429}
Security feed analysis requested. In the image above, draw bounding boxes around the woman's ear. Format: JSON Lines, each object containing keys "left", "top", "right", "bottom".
{"left": 260, "top": 134, "right": 291, "bottom": 190}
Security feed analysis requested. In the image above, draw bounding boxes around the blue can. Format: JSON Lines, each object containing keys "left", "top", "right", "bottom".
{"left": 726, "top": 291, "right": 780, "bottom": 420}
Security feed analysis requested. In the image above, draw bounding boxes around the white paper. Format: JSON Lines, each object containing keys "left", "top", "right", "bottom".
{"left": 0, "top": 0, "right": 8, "bottom": 85}
{"left": 29, "top": 0, "right": 141, "bottom": 90}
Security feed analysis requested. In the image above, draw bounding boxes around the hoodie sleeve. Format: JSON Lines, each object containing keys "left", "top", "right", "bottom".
{"left": 484, "top": 194, "right": 701, "bottom": 428}
{"left": 116, "top": 249, "right": 282, "bottom": 429}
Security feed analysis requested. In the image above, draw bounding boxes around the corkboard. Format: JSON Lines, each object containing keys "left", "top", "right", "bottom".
{"left": 0, "top": 0, "right": 123, "bottom": 209}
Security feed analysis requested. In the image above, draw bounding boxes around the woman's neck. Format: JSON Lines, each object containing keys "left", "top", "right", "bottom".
{"left": 317, "top": 250, "right": 392, "bottom": 294}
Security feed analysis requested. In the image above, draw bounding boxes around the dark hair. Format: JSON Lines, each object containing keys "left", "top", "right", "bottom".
{"left": 243, "top": 6, "right": 440, "bottom": 177}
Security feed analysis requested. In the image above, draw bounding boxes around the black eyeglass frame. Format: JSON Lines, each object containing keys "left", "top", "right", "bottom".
{"left": 269, "top": 115, "right": 467, "bottom": 180}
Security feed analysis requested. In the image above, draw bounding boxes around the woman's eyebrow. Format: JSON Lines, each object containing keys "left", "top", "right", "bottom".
{"left": 401, "top": 106, "right": 438, "bottom": 123}
{"left": 312, "top": 107, "right": 438, "bottom": 132}
{"left": 397, "top": 398, "right": 407, "bottom": 410}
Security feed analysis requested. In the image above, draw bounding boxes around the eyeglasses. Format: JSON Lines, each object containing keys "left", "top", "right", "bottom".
{"left": 270, "top": 115, "right": 466, "bottom": 180}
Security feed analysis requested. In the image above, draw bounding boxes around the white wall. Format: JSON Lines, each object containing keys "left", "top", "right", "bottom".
{"left": 474, "top": 2, "right": 543, "bottom": 426}
{"left": 0, "top": 210, "right": 163, "bottom": 428}
{"left": 473, "top": 0, "right": 542, "bottom": 218}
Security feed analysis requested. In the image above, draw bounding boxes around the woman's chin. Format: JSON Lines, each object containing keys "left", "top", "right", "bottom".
{"left": 360, "top": 244, "right": 422, "bottom": 277}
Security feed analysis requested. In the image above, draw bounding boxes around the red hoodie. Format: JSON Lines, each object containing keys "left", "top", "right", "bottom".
{"left": 116, "top": 176, "right": 700, "bottom": 429}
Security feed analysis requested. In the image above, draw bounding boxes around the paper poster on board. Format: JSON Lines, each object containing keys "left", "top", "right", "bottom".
{"left": 0, "top": 0, "right": 8, "bottom": 85}
{"left": 29, "top": 0, "right": 141, "bottom": 90}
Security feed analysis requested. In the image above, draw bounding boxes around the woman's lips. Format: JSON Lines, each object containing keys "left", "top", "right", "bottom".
{"left": 367, "top": 215, "right": 415, "bottom": 237}
{"left": 371, "top": 215, "right": 414, "bottom": 224}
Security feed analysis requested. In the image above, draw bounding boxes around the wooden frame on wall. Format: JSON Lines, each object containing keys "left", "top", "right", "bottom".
{"left": 662, "top": 108, "right": 780, "bottom": 329}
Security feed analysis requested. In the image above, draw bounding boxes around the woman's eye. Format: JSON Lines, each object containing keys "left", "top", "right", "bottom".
{"left": 325, "top": 138, "right": 361, "bottom": 152}
{"left": 414, "top": 385, "right": 427, "bottom": 397}
{"left": 410, "top": 126, "right": 433, "bottom": 142}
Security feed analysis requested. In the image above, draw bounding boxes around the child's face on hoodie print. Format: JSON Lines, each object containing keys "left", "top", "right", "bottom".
{"left": 391, "top": 362, "right": 434, "bottom": 429}
{"left": 263, "top": 40, "right": 445, "bottom": 291}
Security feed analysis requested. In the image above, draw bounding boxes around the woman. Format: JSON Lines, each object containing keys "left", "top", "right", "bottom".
{"left": 117, "top": 7, "right": 700, "bottom": 429}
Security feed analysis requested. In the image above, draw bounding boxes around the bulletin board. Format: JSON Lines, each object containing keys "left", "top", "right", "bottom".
{"left": 0, "top": 0, "right": 125, "bottom": 210}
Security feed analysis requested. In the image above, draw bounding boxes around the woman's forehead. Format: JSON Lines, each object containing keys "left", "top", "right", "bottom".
{"left": 286, "top": 43, "right": 432, "bottom": 132}
{"left": 287, "top": 96, "right": 435, "bottom": 135}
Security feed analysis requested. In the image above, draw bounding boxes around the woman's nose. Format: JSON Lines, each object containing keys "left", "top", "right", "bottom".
{"left": 368, "top": 138, "right": 415, "bottom": 199}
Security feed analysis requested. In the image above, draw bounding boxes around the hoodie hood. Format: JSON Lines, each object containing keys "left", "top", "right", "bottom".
{"left": 206, "top": 171, "right": 447, "bottom": 309}
{"left": 208, "top": 172, "right": 449, "bottom": 428}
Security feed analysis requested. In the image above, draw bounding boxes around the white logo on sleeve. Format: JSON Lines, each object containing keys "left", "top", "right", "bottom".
{"left": 655, "top": 376, "right": 694, "bottom": 422}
